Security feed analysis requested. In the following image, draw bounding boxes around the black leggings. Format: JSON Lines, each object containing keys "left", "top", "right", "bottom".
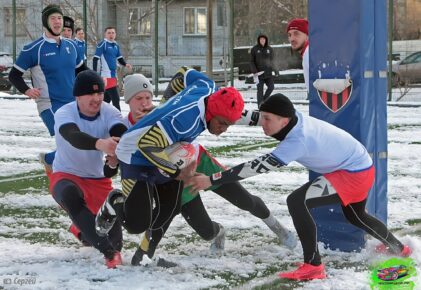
{"left": 52, "top": 179, "right": 122, "bottom": 254}
{"left": 165, "top": 181, "right": 271, "bottom": 245}
{"left": 256, "top": 77, "right": 274, "bottom": 107}
{"left": 181, "top": 195, "right": 219, "bottom": 241}
{"left": 104, "top": 86, "right": 121, "bottom": 111}
{"left": 286, "top": 178, "right": 404, "bottom": 266}
{"left": 117, "top": 179, "right": 183, "bottom": 257}
{"left": 213, "top": 182, "right": 270, "bottom": 219}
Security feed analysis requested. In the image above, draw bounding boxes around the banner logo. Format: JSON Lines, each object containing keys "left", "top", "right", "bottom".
{"left": 316, "top": 83, "right": 352, "bottom": 113}
{"left": 370, "top": 257, "right": 417, "bottom": 290}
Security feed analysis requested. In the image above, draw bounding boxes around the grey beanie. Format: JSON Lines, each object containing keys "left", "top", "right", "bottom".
{"left": 123, "top": 74, "right": 153, "bottom": 103}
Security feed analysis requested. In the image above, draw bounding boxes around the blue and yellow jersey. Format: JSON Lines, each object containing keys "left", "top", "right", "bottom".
{"left": 116, "top": 69, "right": 217, "bottom": 177}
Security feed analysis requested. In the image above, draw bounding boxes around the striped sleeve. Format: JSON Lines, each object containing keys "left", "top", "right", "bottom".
{"left": 137, "top": 124, "right": 180, "bottom": 177}
{"left": 210, "top": 153, "right": 284, "bottom": 186}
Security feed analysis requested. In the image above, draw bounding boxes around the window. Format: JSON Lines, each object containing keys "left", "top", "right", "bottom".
{"left": 4, "top": 7, "right": 26, "bottom": 36}
{"left": 128, "top": 8, "right": 151, "bottom": 36}
{"left": 184, "top": 7, "right": 207, "bottom": 35}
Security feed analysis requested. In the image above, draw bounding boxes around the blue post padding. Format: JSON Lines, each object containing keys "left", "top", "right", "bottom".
{"left": 308, "top": 0, "right": 388, "bottom": 252}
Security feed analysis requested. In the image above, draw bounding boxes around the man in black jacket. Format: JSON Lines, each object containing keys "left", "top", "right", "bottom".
{"left": 250, "top": 34, "right": 275, "bottom": 107}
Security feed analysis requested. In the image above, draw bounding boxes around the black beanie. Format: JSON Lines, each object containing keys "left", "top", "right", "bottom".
{"left": 63, "top": 16, "right": 74, "bottom": 34}
{"left": 42, "top": 4, "right": 63, "bottom": 36}
{"left": 259, "top": 93, "right": 295, "bottom": 118}
{"left": 73, "top": 70, "right": 105, "bottom": 97}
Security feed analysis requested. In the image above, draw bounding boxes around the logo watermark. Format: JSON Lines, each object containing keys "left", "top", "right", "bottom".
{"left": 2, "top": 275, "right": 37, "bottom": 287}
{"left": 370, "top": 257, "right": 417, "bottom": 290}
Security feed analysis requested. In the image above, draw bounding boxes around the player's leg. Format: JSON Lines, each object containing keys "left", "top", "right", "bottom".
{"left": 131, "top": 180, "right": 183, "bottom": 265}
{"left": 281, "top": 177, "right": 340, "bottom": 280}
{"left": 107, "top": 86, "right": 121, "bottom": 111}
{"left": 39, "top": 108, "right": 56, "bottom": 171}
{"left": 181, "top": 195, "right": 225, "bottom": 253}
{"left": 96, "top": 180, "right": 154, "bottom": 236}
{"left": 341, "top": 200, "right": 411, "bottom": 256}
{"left": 196, "top": 146, "right": 296, "bottom": 248}
{"left": 103, "top": 89, "right": 112, "bottom": 103}
{"left": 262, "top": 77, "right": 274, "bottom": 102}
{"left": 52, "top": 178, "right": 120, "bottom": 267}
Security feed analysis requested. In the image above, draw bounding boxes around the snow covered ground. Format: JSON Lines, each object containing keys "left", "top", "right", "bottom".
{"left": 0, "top": 91, "right": 420, "bottom": 290}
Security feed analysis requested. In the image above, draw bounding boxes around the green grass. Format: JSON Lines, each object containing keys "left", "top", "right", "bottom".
{"left": 0, "top": 170, "right": 49, "bottom": 193}
{"left": 407, "top": 219, "right": 421, "bottom": 226}
{"left": 0, "top": 142, "right": 419, "bottom": 290}
{"left": 207, "top": 140, "right": 278, "bottom": 156}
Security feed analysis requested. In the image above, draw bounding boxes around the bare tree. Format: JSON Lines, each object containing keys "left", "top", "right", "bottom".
{"left": 233, "top": 0, "right": 307, "bottom": 46}
{"left": 54, "top": 0, "right": 102, "bottom": 48}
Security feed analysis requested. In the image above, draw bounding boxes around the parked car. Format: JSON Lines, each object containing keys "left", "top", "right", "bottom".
{"left": 391, "top": 51, "right": 421, "bottom": 87}
{"left": 0, "top": 51, "right": 13, "bottom": 91}
{"left": 234, "top": 43, "right": 304, "bottom": 84}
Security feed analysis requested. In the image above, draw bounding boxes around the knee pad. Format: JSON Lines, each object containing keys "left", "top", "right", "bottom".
{"left": 305, "top": 176, "right": 336, "bottom": 200}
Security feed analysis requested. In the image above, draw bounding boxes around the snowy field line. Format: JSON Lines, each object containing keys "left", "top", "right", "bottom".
{"left": 0, "top": 98, "right": 420, "bottom": 289}
{"left": 0, "top": 173, "right": 45, "bottom": 184}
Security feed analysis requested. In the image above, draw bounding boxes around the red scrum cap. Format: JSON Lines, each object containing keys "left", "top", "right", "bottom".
{"left": 206, "top": 87, "right": 244, "bottom": 123}
{"left": 287, "top": 18, "right": 308, "bottom": 35}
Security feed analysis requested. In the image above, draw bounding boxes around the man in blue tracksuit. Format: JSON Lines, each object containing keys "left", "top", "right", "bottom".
{"left": 74, "top": 28, "right": 87, "bottom": 64}
{"left": 93, "top": 27, "right": 132, "bottom": 111}
{"left": 8, "top": 4, "right": 86, "bottom": 170}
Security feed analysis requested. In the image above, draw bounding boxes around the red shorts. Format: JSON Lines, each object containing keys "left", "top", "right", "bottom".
{"left": 49, "top": 172, "right": 113, "bottom": 215}
{"left": 324, "top": 165, "right": 375, "bottom": 206}
{"left": 105, "top": 77, "right": 118, "bottom": 90}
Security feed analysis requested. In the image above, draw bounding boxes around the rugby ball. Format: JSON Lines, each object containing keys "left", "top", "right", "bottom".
{"left": 164, "top": 142, "right": 196, "bottom": 169}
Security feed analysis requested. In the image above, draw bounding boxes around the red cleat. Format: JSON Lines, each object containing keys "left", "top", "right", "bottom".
{"left": 375, "top": 244, "right": 412, "bottom": 257}
{"left": 105, "top": 251, "right": 122, "bottom": 269}
{"left": 69, "top": 224, "right": 90, "bottom": 246}
{"left": 69, "top": 224, "right": 81, "bottom": 240}
{"left": 278, "top": 263, "right": 326, "bottom": 281}
{"left": 400, "top": 245, "right": 413, "bottom": 257}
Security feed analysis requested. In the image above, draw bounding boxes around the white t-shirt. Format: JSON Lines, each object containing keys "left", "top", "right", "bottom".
{"left": 272, "top": 111, "right": 372, "bottom": 174}
{"left": 53, "top": 101, "right": 123, "bottom": 178}
{"left": 302, "top": 45, "right": 309, "bottom": 92}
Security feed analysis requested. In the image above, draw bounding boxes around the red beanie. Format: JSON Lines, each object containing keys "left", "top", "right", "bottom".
{"left": 206, "top": 87, "right": 244, "bottom": 123}
{"left": 287, "top": 18, "right": 308, "bottom": 35}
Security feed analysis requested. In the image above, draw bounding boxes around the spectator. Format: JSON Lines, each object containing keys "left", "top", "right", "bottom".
{"left": 287, "top": 18, "right": 309, "bottom": 92}
{"left": 250, "top": 34, "right": 275, "bottom": 107}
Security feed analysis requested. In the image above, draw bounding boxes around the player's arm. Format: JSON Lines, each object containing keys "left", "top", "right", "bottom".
{"left": 75, "top": 62, "right": 89, "bottom": 75}
{"left": 8, "top": 67, "right": 31, "bottom": 94}
{"left": 103, "top": 123, "right": 128, "bottom": 176}
{"left": 210, "top": 153, "right": 284, "bottom": 185}
{"left": 187, "top": 153, "right": 284, "bottom": 191}
{"left": 59, "top": 123, "right": 100, "bottom": 150}
{"left": 235, "top": 109, "right": 261, "bottom": 126}
{"left": 117, "top": 57, "right": 127, "bottom": 66}
{"left": 161, "top": 66, "right": 189, "bottom": 103}
{"left": 162, "top": 66, "right": 214, "bottom": 104}
{"left": 92, "top": 57, "right": 99, "bottom": 72}
{"left": 137, "top": 124, "right": 180, "bottom": 178}
{"left": 116, "top": 45, "right": 131, "bottom": 70}
{"left": 92, "top": 43, "right": 103, "bottom": 72}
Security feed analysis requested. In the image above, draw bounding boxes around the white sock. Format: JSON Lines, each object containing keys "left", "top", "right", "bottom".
{"left": 262, "top": 213, "right": 277, "bottom": 227}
